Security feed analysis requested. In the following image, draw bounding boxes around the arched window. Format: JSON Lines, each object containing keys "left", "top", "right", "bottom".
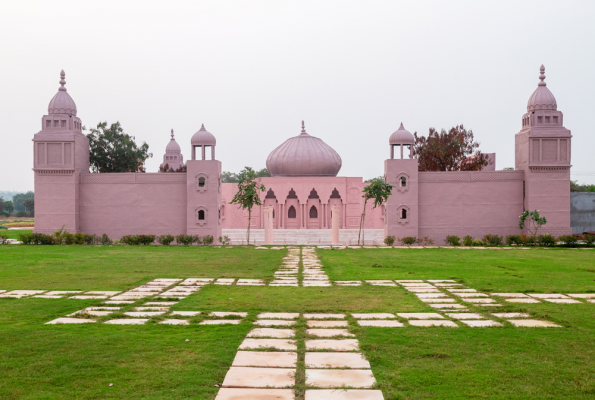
{"left": 310, "top": 206, "right": 318, "bottom": 218}
{"left": 400, "top": 209, "right": 407, "bottom": 219}
{"left": 273, "top": 209, "right": 275, "bottom": 218}
{"left": 288, "top": 206, "right": 296, "bottom": 218}
{"left": 198, "top": 210, "right": 205, "bottom": 220}
{"left": 400, "top": 177, "right": 407, "bottom": 187}
{"left": 198, "top": 177, "right": 205, "bottom": 187}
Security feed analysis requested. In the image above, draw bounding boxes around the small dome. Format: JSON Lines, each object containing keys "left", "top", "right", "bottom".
{"left": 191, "top": 124, "right": 216, "bottom": 146}
{"left": 166, "top": 129, "right": 181, "bottom": 153}
{"left": 48, "top": 70, "right": 77, "bottom": 116}
{"left": 527, "top": 65, "right": 557, "bottom": 112}
{"left": 389, "top": 123, "right": 414, "bottom": 144}
{"left": 266, "top": 121, "right": 342, "bottom": 177}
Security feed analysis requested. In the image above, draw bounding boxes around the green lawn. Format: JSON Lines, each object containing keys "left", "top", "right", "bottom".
{"left": 2, "top": 229, "right": 31, "bottom": 240}
{"left": 1, "top": 246, "right": 595, "bottom": 399}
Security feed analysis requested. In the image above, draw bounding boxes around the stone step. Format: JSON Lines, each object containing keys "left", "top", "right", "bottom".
{"left": 222, "top": 229, "right": 384, "bottom": 245}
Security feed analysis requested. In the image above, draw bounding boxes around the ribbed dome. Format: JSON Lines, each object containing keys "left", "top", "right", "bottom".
{"left": 389, "top": 123, "right": 414, "bottom": 144}
{"left": 166, "top": 129, "right": 181, "bottom": 153}
{"left": 48, "top": 70, "right": 77, "bottom": 116}
{"left": 266, "top": 121, "right": 342, "bottom": 177}
{"left": 191, "top": 124, "right": 216, "bottom": 145}
{"left": 527, "top": 65, "right": 557, "bottom": 112}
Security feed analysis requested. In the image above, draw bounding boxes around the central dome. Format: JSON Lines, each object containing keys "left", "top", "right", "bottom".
{"left": 266, "top": 121, "right": 342, "bottom": 177}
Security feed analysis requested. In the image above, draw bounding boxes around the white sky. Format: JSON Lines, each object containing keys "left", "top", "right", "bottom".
{"left": 1, "top": 0, "right": 594, "bottom": 192}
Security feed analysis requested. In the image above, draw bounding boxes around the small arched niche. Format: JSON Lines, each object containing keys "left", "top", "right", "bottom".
{"left": 288, "top": 205, "right": 297, "bottom": 218}
{"left": 195, "top": 173, "right": 208, "bottom": 193}
{"left": 195, "top": 206, "right": 208, "bottom": 226}
{"left": 309, "top": 205, "right": 318, "bottom": 218}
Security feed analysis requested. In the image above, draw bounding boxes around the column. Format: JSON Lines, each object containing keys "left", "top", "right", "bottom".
{"left": 331, "top": 205, "right": 340, "bottom": 245}
{"left": 263, "top": 206, "right": 273, "bottom": 245}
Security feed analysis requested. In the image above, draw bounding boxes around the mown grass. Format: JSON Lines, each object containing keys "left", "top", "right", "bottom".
{"left": 1, "top": 229, "right": 31, "bottom": 239}
{"left": 1, "top": 246, "right": 595, "bottom": 398}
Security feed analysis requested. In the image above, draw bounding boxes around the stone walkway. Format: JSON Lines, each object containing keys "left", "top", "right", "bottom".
{"left": 217, "top": 312, "right": 383, "bottom": 400}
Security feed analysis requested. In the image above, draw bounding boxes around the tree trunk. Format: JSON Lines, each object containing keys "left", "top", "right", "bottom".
{"left": 247, "top": 208, "right": 252, "bottom": 245}
{"left": 358, "top": 198, "right": 368, "bottom": 245}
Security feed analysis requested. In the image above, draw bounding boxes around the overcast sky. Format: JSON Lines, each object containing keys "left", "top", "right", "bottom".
{"left": 1, "top": 0, "right": 594, "bottom": 192}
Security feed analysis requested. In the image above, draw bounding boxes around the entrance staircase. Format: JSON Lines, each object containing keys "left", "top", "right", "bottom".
{"left": 222, "top": 229, "right": 385, "bottom": 246}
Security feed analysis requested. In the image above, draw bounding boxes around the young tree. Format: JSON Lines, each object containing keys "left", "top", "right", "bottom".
{"left": 23, "top": 198, "right": 35, "bottom": 216}
{"left": 222, "top": 168, "right": 269, "bottom": 183}
{"left": 159, "top": 163, "right": 187, "bottom": 172}
{"left": 358, "top": 178, "right": 394, "bottom": 245}
{"left": 12, "top": 191, "right": 34, "bottom": 212}
{"left": 230, "top": 167, "right": 266, "bottom": 245}
{"left": 0, "top": 197, "right": 4, "bottom": 216}
{"left": 413, "top": 125, "right": 490, "bottom": 171}
{"left": 519, "top": 210, "right": 547, "bottom": 237}
{"left": 87, "top": 122, "right": 152, "bottom": 173}
{"left": 3, "top": 200, "right": 14, "bottom": 216}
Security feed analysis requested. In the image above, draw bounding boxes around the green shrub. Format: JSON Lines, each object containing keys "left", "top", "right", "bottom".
{"left": 73, "top": 233, "right": 85, "bottom": 245}
{"left": 175, "top": 234, "right": 194, "bottom": 245}
{"left": 137, "top": 235, "right": 156, "bottom": 245}
{"left": 397, "top": 236, "right": 417, "bottom": 246}
{"left": 100, "top": 233, "right": 112, "bottom": 245}
{"left": 21, "top": 233, "right": 56, "bottom": 245}
{"left": 506, "top": 234, "right": 522, "bottom": 245}
{"left": 16, "top": 211, "right": 27, "bottom": 217}
{"left": 203, "top": 235, "right": 214, "bottom": 245}
{"left": 85, "top": 234, "right": 98, "bottom": 245}
{"left": 384, "top": 236, "right": 396, "bottom": 246}
{"left": 18, "top": 232, "right": 33, "bottom": 244}
{"left": 473, "top": 239, "right": 485, "bottom": 246}
{"left": 418, "top": 236, "right": 435, "bottom": 246}
{"left": 445, "top": 235, "right": 461, "bottom": 246}
{"left": 558, "top": 234, "right": 579, "bottom": 247}
{"left": 521, "top": 234, "right": 537, "bottom": 246}
{"left": 194, "top": 235, "right": 203, "bottom": 245}
{"left": 0, "top": 233, "right": 9, "bottom": 244}
{"left": 483, "top": 234, "right": 503, "bottom": 246}
{"left": 462, "top": 235, "right": 474, "bottom": 246}
{"left": 63, "top": 232, "right": 75, "bottom": 245}
{"left": 219, "top": 235, "right": 231, "bottom": 245}
{"left": 584, "top": 234, "right": 595, "bottom": 247}
{"left": 157, "top": 234, "right": 174, "bottom": 245}
{"left": 537, "top": 234, "right": 556, "bottom": 246}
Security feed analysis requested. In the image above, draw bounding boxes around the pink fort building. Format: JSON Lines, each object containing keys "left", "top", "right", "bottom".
{"left": 32, "top": 66, "right": 572, "bottom": 244}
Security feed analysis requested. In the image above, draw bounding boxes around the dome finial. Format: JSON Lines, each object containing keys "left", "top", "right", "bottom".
{"left": 301, "top": 120, "right": 306, "bottom": 134}
{"left": 399, "top": 122, "right": 404, "bottom": 129}
{"left": 59, "top": 70, "right": 67, "bottom": 91}
{"left": 200, "top": 123, "right": 205, "bottom": 131}
{"left": 171, "top": 129, "right": 174, "bottom": 139}
{"left": 538, "top": 65, "right": 546, "bottom": 86}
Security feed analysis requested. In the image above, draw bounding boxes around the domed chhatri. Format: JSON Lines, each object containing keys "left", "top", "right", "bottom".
{"left": 166, "top": 129, "right": 181, "bottom": 153}
{"left": 527, "top": 65, "right": 557, "bottom": 111}
{"left": 160, "top": 129, "right": 184, "bottom": 171}
{"left": 48, "top": 70, "right": 77, "bottom": 116}
{"left": 266, "top": 121, "right": 342, "bottom": 177}
{"left": 191, "top": 124, "right": 217, "bottom": 146}
{"left": 389, "top": 122, "right": 414, "bottom": 145}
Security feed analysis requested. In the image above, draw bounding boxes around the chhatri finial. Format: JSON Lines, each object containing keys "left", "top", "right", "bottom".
{"left": 538, "top": 64, "right": 546, "bottom": 86}
{"left": 301, "top": 120, "right": 306, "bottom": 134}
{"left": 171, "top": 129, "right": 174, "bottom": 139}
{"left": 399, "top": 122, "right": 405, "bottom": 129}
{"left": 200, "top": 123, "right": 205, "bottom": 130}
{"left": 59, "top": 70, "right": 67, "bottom": 91}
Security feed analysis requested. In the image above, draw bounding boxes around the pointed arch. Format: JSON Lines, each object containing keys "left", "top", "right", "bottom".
{"left": 330, "top": 188, "right": 341, "bottom": 199}
{"left": 265, "top": 188, "right": 276, "bottom": 199}
{"left": 308, "top": 188, "right": 319, "bottom": 199}
{"left": 288, "top": 205, "right": 297, "bottom": 218}
{"left": 287, "top": 188, "right": 298, "bottom": 199}
{"left": 309, "top": 205, "right": 318, "bottom": 218}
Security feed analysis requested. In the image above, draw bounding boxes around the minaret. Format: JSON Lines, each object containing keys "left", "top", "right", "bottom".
{"left": 32, "top": 70, "right": 89, "bottom": 234}
{"left": 160, "top": 129, "right": 184, "bottom": 171}
{"left": 187, "top": 124, "right": 222, "bottom": 242}
{"left": 384, "top": 123, "right": 419, "bottom": 240}
{"left": 515, "top": 65, "right": 572, "bottom": 235}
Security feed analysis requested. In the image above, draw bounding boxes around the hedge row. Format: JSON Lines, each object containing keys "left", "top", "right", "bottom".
{"left": 10, "top": 232, "right": 232, "bottom": 246}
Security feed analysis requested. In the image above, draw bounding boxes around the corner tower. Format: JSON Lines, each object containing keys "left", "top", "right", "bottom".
{"left": 384, "top": 123, "right": 419, "bottom": 239}
{"left": 515, "top": 65, "right": 572, "bottom": 235}
{"left": 33, "top": 71, "right": 89, "bottom": 233}
{"left": 186, "top": 124, "right": 222, "bottom": 241}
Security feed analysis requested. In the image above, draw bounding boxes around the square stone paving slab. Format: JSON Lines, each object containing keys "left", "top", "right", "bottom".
{"left": 105, "top": 319, "right": 148, "bottom": 325}
{"left": 305, "top": 369, "right": 375, "bottom": 388}
{"left": 567, "top": 294, "right": 595, "bottom": 299}
{"left": 200, "top": 320, "right": 241, "bottom": 325}
{"left": 69, "top": 310, "right": 113, "bottom": 317}
{"left": 305, "top": 352, "right": 370, "bottom": 369}
{"left": 397, "top": 313, "right": 444, "bottom": 319}
{"left": 506, "top": 298, "right": 541, "bottom": 303}
{"left": 507, "top": 319, "right": 562, "bottom": 327}
{"left": 543, "top": 299, "right": 581, "bottom": 304}
{"left": 215, "top": 388, "right": 294, "bottom": 400}
{"left": 307, "top": 320, "right": 349, "bottom": 328}
{"left": 239, "top": 339, "right": 297, "bottom": 351}
{"left": 429, "top": 304, "right": 467, "bottom": 309}
{"left": 446, "top": 313, "right": 484, "bottom": 319}
{"left": 419, "top": 298, "right": 456, "bottom": 303}
{"left": 351, "top": 313, "right": 395, "bottom": 319}
{"left": 222, "top": 367, "right": 295, "bottom": 388}
{"left": 145, "top": 301, "right": 177, "bottom": 305}
{"left": 248, "top": 328, "right": 295, "bottom": 338}
{"left": 416, "top": 293, "right": 448, "bottom": 298}
{"left": 171, "top": 311, "right": 201, "bottom": 316}
{"left": 46, "top": 318, "right": 96, "bottom": 324}
{"left": 529, "top": 294, "right": 570, "bottom": 299}
{"left": 124, "top": 311, "right": 165, "bottom": 317}
{"left": 491, "top": 293, "right": 530, "bottom": 298}
{"left": 304, "top": 314, "right": 345, "bottom": 319}
{"left": 303, "top": 282, "right": 332, "bottom": 287}
{"left": 453, "top": 292, "right": 488, "bottom": 298}
{"left": 357, "top": 320, "right": 404, "bottom": 327}
{"left": 395, "top": 280, "right": 424, "bottom": 283}
{"left": 210, "top": 312, "right": 248, "bottom": 317}
{"left": 33, "top": 295, "right": 63, "bottom": 299}
{"left": 70, "top": 295, "right": 108, "bottom": 299}
{"left": 305, "top": 339, "right": 359, "bottom": 351}
{"left": 427, "top": 280, "right": 456, "bottom": 283}
{"left": 85, "top": 291, "right": 121, "bottom": 296}
{"left": 365, "top": 280, "right": 396, "bottom": 286}
{"left": 255, "top": 320, "right": 297, "bottom": 327}
{"left": 134, "top": 307, "right": 169, "bottom": 311}
{"left": 270, "top": 283, "right": 299, "bottom": 287}
{"left": 46, "top": 291, "right": 82, "bottom": 295}
{"left": 461, "top": 320, "right": 503, "bottom": 327}
{"left": 232, "top": 351, "right": 297, "bottom": 368}
{"left": 159, "top": 319, "right": 189, "bottom": 325}
{"left": 305, "top": 390, "right": 384, "bottom": 400}
{"left": 491, "top": 313, "right": 530, "bottom": 318}
{"left": 307, "top": 329, "right": 354, "bottom": 338}
{"left": 464, "top": 298, "right": 496, "bottom": 304}
{"left": 258, "top": 313, "right": 300, "bottom": 319}
{"left": 405, "top": 288, "right": 441, "bottom": 293}
{"left": 104, "top": 300, "right": 135, "bottom": 305}
{"left": 409, "top": 320, "right": 458, "bottom": 327}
